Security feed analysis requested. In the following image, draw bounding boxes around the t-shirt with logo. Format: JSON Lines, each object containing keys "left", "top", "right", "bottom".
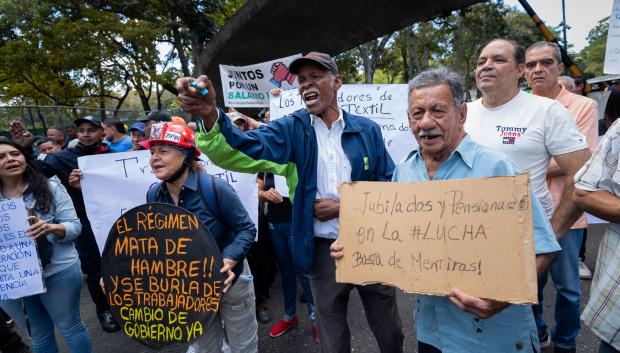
{"left": 465, "top": 90, "right": 587, "bottom": 218}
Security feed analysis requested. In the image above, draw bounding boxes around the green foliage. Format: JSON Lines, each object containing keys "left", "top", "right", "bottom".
{"left": 337, "top": 1, "right": 544, "bottom": 95}
{"left": 576, "top": 17, "right": 608, "bottom": 76}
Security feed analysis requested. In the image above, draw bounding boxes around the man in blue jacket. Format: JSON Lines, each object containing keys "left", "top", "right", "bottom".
{"left": 176, "top": 52, "right": 404, "bottom": 353}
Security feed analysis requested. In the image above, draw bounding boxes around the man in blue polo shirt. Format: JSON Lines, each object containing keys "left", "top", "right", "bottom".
{"left": 331, "top": 67, "right": 560, "bottom": 353}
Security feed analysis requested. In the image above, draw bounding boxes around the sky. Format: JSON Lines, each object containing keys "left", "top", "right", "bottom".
{"left": 504, "top": 0, "right": 613, "bottom": 51}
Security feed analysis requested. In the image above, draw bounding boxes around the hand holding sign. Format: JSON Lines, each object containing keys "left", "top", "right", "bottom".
{"left": 176, "top": 75, "right": 218, "bottom": 130}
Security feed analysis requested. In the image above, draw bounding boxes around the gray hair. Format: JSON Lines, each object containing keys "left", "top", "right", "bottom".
{"left": 408, "top": 67, "right": 465, "bottom": 109}
{"left": 558, "top": 76, "right": 575, "bottom": 91}
{"left": 526, "top": 41, "right": 562, "bottom": 64}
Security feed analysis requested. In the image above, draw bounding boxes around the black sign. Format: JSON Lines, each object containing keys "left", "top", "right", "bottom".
{"left": 102, "top": 203, "right": 225, "bottom": 350}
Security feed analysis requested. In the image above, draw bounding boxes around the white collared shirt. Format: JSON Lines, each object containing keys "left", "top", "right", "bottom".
{"left": 312, "top": 109, "right": 351, "bottom": 239}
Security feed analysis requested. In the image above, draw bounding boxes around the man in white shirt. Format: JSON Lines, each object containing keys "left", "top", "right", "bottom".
{"left": 524, "top": 41, "right": 599, "bottom": 353}
{"left": 464, "top": 39, "right": 591, "bottom": 352}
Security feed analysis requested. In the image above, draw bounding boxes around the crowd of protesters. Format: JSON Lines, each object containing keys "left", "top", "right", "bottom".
{"left": 0, "top": 38, "right": 619, "bottom": 353}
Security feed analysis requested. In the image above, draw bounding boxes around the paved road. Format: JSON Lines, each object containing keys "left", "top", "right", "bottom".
{"left": 27, "top": 224, "right": 608, "bottom": 353}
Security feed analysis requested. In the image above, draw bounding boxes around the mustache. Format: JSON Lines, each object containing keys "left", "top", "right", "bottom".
{"left": 418, "top": 129, "right": 441, "bottom": 137}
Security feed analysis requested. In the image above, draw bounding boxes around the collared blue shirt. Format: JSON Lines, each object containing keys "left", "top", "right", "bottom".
{"left": 393, "top": 134, "right": 560, "bottom": 353}
{"left": 148, "top": 170, "right": 256, "bottom": 278}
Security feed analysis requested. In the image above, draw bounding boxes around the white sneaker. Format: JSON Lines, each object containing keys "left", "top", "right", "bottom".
{"left": 579, "top": 260, "right": 592, "bottom": 279}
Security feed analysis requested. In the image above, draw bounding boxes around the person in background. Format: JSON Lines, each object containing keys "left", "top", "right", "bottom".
{"left": 102, "top": 119, "right": 132, "bottom": 152}
{"left": 187, "top": 122, "right": 197, "bottom": 132}
{"left": 572, "top": 77, "right": 586, "bottom": 96}
{"left": 573, "top": 118, "right": 620, "bottom": 353}
{"left": 140, "top": 111, "right": 172, "bottom": 139}
{"left": 128, "top": 122, "right": 147, "bottom": 151}
{"left": 258, "top": 172, "right": 318, "bottom": 341}
{"left": 35, "top": 137, "right": 61, "bottom": 156}
{"left": 558, "top": 76, "right": 576, "bottom": 93}
{"left": 9, "top": 116, "right": 119, "bottom": 334}
{"left": 141, "top": 122, "right": 257, "bottom": 353}
{"left": 0, "top": 140, "right": 91, "bottom": 353}
{"left": 0, "top": 308, "right": 31, "bottom": 353}
{"left": 46, "top": 127, "right": 66, "bottom": 149}
{"left": 524, "top": 41, "right": 599, "bottom": 353}
{"left": 64, "top": 125, "right": 78, "bottom": 141}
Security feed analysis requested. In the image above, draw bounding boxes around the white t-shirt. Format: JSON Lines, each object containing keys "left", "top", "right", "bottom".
{"left": 465, "top": 91, "right": 587, "bottom": 218}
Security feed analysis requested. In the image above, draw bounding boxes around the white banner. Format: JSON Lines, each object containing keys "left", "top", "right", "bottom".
{"left": 78, "top": 150, "right": 259, "bottom": 254}
{"left": 604, "top": 0, "right": 620, "bottom": 74}
{"left": 270, "top": 84, "right": 417, "bottom": 163}
{"left": 0, "top": 198, "right": 45, "bottom": 300}
{"left": 220, "top": 54, "right": 302, "bottom": 108}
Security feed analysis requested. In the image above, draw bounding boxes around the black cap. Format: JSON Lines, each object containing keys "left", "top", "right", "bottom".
{"left": 140, "top": 111, "right": 172, "bottom": 123}
{"left": 74, "top": 115, "right": 103, "bottom": 128}
{"left": 289, "top": 52, "right": 339, "bottom": 75}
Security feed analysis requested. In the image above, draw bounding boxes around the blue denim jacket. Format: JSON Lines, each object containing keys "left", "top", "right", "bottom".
{"left": 0, "top": 178, "right": 82, "bottom": 278}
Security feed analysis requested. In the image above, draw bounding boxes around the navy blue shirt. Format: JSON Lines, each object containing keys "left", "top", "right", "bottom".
{"left": 147, "top": 170, "right": 256, "bottom": 278}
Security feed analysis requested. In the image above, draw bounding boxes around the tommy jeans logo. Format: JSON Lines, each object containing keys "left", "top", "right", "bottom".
{"left": 496, "top": 125, "right": 527, "bottom": 144}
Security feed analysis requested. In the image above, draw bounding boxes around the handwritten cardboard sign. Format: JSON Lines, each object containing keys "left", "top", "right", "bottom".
{"left": 0, "top": 198, "right": 45, "bottom": 300}
{"left": 102, "top": 203, "right": 225, "bottom": 349}
{"left": 336, "top": 174, "right": 537, "bottom": 304}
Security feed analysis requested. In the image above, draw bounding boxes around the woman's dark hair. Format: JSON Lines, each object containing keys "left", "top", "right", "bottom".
{"left": 0, "top": 141, "right": 54, "bottom": 214}
{"left": 605, "top": 89, "right": 620, "bottom": 129}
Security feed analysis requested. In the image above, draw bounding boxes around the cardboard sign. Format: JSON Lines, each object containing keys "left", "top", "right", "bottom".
{"left": 102, "top": 203, "right": 225, "bottom": 349}
{"left": 269, "top": 84, "right": 417, "bottom": 163}
{"left": 0, "top": 198, "right": 45, "bottom": 299}
{"left": 604, "top": 0, "right": 620, "bottom": 74}
{"left": 220, "top": 54, "right": 302, "bottom": 107}
{"left": 78, "top": 150, "right": 258, "bottom": 254}
{"left": 336, "top": 174, "right": 538, "bottom": 304}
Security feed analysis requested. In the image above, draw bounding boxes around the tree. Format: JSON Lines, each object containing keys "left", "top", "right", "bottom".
{"left": 577, "top": 17, "right": 609, "bottom": 76}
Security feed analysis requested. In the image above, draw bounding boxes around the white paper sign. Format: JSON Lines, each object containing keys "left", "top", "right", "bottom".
{"left": 78, "top": 150, "right": 259, "bottom": 253}
{"left": 0, "top": 198, "right": 45, "bottom": 299}
{"left": 220, "top": 54, "right": 302, "bottom": 107}
{"left": 270, "top": 84, "right": 418, "bottom": 163}
{"left": 604, "top": 0, "right": 620, "bottom": 74}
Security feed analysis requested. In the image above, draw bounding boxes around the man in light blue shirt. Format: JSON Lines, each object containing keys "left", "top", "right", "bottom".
{"left": 331, "top": 67, "right": 560, "bottom": 353}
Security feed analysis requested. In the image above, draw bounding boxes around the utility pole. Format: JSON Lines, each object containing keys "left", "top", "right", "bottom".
{"left": 561, "top": 0, "right": 568, "bottom": 51}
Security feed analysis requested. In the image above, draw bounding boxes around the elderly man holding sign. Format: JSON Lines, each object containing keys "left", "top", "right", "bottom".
{"left": 176, "top": 52, "right": 403, "bottom": 353}
{"left": 331, "top": 67, "right": 560, "bottom": 353}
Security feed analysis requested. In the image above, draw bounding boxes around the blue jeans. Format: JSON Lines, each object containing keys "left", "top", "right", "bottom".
{"left": 269, "top": 222, "right": 316, "bottom": 321}
{"left": 0, "top": 262, "right": 92, "bottom": 353}
{"left": 533, "top": 228, "right": 583, "bottom": 349}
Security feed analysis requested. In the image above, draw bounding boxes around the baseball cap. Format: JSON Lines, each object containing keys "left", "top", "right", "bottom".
{"left": 128, "top": 122, "right": 146, "bottom": 134}
{"left": 140, "top": 111, "right": 172, "bottom": 123}
{"left": 74, "top": 115, "right": 103, "bottom": 128}
{"left": 289, "top": 52, "right": 339, "bottom": 75}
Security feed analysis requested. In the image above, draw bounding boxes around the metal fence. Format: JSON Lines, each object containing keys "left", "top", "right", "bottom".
{"left": 0, "top": 105, "right": 188, "bottom": 137}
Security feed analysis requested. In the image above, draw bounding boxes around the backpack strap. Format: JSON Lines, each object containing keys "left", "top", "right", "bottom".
{"left": 146, "top": 182, "right": 162, "bottom": 203}
{"left": 196, "top": 173, "right": 226, "bottom": 224}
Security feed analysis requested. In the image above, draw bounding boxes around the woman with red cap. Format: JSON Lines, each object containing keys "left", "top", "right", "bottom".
{"left": 140, "top": 122, "right": 258, "bottom": 353}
